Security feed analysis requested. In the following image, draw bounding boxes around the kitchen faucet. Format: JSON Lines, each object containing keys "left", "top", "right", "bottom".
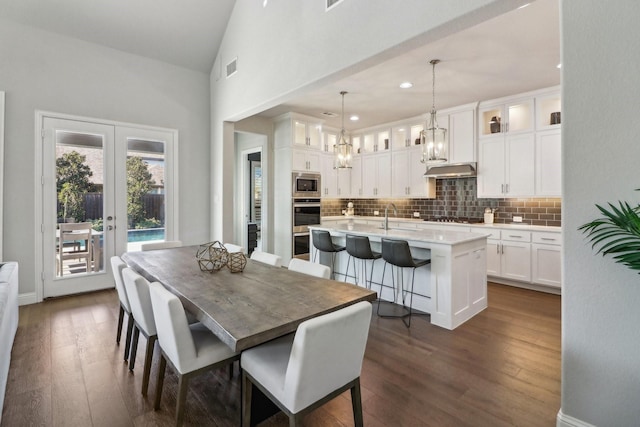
{"left": 384, "top": 203, "right": 398, "bottom": 230}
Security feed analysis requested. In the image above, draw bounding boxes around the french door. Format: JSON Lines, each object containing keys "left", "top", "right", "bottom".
{"left": 39, "top": 114, "right": 177, "bottom": 298}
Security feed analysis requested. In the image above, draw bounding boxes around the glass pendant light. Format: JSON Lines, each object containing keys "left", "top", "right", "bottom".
{"left": 334, "top": 91, "right": 353, "bottom": 169}
{"left": 421, "top": 59, "right": 448, "bottom": 164}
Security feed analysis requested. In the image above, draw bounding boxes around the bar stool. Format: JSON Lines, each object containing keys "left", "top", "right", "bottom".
{"left": 378, "top": 238, "right": 430, "bottom": 328}
{"left": 311, "top": 230, "right": 345, "bottom": 280}
{"left": 345, "top": 234, "right": 381, "bottom": 289}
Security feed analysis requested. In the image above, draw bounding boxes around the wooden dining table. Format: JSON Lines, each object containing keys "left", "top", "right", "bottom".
{"left": 121, "top": 245, "right": 377, "bottom": 352}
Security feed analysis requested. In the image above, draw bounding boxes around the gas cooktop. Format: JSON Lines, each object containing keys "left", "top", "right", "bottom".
{"left": 424, "top": 217, "right": 484, "bottom": 224}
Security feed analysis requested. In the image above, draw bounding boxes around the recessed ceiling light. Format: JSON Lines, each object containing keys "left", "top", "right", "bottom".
{"left": 399, "top": 82, "right": 413, "bottom": 89}
{"left": 557, "top": 63, "right": 562, "bottom": 69}
{"left": 350, "top": 115, "right": 359, "bottom": 121}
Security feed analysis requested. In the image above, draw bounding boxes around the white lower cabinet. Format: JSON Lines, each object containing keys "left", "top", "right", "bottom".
{"left": 474, "top": 226, "right": 561, "bottom": 291}
{"left": 483, "top": 229, "right": 531, "bottom": 281}
{"left": 531, "top": 231, "right": 562, "bottom": 288}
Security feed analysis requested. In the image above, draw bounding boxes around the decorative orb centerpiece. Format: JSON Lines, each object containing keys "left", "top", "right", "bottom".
{"left": 227, "top": 252, "right": 247, "bottom": 273}
{"left": 196, "top": 241, "right": 228, "bottom": 273}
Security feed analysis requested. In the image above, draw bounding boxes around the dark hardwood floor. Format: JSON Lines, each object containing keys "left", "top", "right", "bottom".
{"left": 2, "top": 283, "right": 561, "bottom": 426}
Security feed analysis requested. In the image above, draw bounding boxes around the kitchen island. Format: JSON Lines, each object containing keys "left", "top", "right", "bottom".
{"left": 309, "top": 223, "right": 488, "bottom": 330}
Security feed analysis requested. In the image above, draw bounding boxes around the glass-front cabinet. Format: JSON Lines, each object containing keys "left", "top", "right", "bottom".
{"left": 479, "top": 98, "right": 534, "bottom": 136}
{"left": 392, "top": 122, "right": 423, "bottom": 149}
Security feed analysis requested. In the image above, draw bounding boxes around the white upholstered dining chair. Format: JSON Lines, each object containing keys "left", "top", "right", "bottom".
{"left": 241, "top": 301, "right": 372, "bottom": 427}
{"left": 249, "top": 250, "right": 282, "bottom": 267}
{"left": 140, "top": 240, "right": 183, "bottom": 251}
{"left": 287, "top": 258, "right": 331, "bottom": 279}
{"left": 148, "top": 281, "right": 239, "bottom": 427}
{"left": 223, "top": 242, "right": 245, "bottom": 253}
{"left": 110, "top": 256, "right": 134, "bottom": 363}
{"left": 122, "top": 268, "right": 158, "bottom": 396}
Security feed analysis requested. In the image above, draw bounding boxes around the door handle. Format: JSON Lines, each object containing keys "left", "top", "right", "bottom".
{"left": 107, "top": 225, "right": 114, "bottom": 231}
{"left": 107, "top": 216, "right": 114, "bottom": 221}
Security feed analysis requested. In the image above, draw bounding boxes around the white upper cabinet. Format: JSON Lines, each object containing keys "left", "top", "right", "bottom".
{"left": 350, "top": 156, "right": 363, "bottom": 197}
{"left": 478, "top": 133, "right": 535, "bottom": 197}
{"left": 477, "top": 87, "right": 561, "bottom": 198}
{"left": 392, "top": 122, "right": 423, "bottom": 150}
{"left": 275, "top": 112, "right": 324, "bottom": 150}
{"left": 291, "top": 148, "right": 321, "bottom": 172}
{"left": 361, "top": 152, "right": 391, "bottom": 198}
{"left": 353, "top": 127, "right": 391, "bottom": 154}
{"left": 391, "top": 146, "right": 435, "bottom": 198}
{"left": 535, "top": 88, "right": 562, "bottom": 131}
{"left": 535, "top": 129, "right": 562, "bottom": 196}
{"left": 479, "top": 98, "right": 534, "bottom": 137}
{"left": 442, "top": 104, "right": 477, "bottom": 163}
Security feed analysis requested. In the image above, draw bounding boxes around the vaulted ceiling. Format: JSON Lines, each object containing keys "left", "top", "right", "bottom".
{"left": 0, "top": 0, "right": 560, "bottom": 131}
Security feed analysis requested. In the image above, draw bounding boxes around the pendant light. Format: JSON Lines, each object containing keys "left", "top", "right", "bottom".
{"left": 421, "top": 59, "right": 448, "bottom": 164}
{"left": 334, "top": 91, "right": 353, "bottom": 169}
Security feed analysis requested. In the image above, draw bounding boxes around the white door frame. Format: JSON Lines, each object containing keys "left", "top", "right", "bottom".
{"left": 235, "top": 131, "right": 268, "bottom": 253}
{"left": 35, "top": 111, "right": 179, "bottom": 302}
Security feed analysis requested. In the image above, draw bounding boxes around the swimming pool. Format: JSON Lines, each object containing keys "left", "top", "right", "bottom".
{"left": 128, "top": 228, "right": 165, "bottom": 242}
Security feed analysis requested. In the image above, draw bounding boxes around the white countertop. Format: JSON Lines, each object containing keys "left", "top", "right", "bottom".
{"left": 309, "top": 223, "right": 488, "bottom": 246}
{"left": 321, "top": 215, "right": 561, "bottom": 233}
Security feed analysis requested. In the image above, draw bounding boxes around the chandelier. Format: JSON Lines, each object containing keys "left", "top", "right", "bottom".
{"left": 421, "top": 59, "right": 448, "bottom": 164}
{"left": 334, "top": 91, "right": 353, "bottom": 169}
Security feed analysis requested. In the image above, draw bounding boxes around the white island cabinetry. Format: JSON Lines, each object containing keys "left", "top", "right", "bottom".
{"left": 309, "top": 223, "right": 488, "bottom": 330}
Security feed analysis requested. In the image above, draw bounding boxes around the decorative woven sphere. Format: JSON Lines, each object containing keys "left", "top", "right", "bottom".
{"left": 196, "top": 241, "right": 228, "bottom": 273}
{"left": 227, "top": 252, "right": 247, "bottom": 273}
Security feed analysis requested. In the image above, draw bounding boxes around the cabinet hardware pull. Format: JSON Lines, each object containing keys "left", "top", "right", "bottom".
{"left": 506, "top": 184, "right": 509, "bottom": 193}
{"left": 509, "top": 235, "right": 522, "bottom": 238}
{"left": 501, "top": 184, "right": 505, "bottom": 193}
{"left": 497, "top": 244, "right": 500, "bottom": 254}
{"left": 541, "top": 237, "right": 556, "bottom": 241}
{"left": 501, "top": 244, "right": 504, "bottom": 254}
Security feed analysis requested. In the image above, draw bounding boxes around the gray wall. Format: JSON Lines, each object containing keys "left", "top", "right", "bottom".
{"left": 561, "top": 1, "right": 640, "bottom": 425}
{"left": 0, "top": 20, "right": 211, "bottom": 297}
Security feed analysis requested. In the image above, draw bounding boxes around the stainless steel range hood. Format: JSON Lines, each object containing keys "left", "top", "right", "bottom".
{"left": 423, "top": 162, "right": 477, "bottom": 179}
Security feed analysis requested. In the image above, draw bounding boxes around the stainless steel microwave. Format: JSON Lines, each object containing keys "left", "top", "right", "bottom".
{"left": 292, "top": 172, "right": 321, "bottom": 198}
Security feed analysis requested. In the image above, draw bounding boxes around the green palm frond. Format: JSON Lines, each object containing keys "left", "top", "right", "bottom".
{"left": 579, "top": 191, "right": 640, "bottom": 273}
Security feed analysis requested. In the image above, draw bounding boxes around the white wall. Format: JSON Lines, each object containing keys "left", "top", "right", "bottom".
{"left": 561, "top": 1, "right": 640, "bottom": 426}
{"left": 209, "top": 0, "right": 522, "bottom": 241}
{"left": 0, "top": 20, "right": 211, "bottom": 298}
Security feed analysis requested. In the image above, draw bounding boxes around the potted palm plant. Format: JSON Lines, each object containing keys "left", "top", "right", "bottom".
{"left": 579, "top": 189, "right": 640, "bottom": 274}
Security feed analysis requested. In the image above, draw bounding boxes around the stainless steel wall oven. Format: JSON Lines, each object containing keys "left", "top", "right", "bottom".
{"left": 292, "top": 197, "right": 321, "bottom": 258}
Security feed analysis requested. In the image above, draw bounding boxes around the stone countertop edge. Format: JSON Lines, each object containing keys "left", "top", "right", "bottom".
{"left": 309, "top": 224, "right": 489, "bottom": 246}
{"left": 320, "top": 216, "right": 561, "bottom": 232}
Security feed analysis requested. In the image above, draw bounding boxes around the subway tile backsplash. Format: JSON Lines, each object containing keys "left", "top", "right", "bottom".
{"left": 321, "top": 177, "right": 561, "bottom": 227}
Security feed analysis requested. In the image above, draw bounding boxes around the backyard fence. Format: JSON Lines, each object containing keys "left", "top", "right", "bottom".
{"left": 58, "top": 193, "right": 165, "bottom": 224}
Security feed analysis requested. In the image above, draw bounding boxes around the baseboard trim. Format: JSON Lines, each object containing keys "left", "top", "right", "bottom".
{"left": 18, "top": 292, "right": 38, "bottom": 306}
{"left": 489, "top": 277, "right": 561, "bottom": 295}
{"left": 557, "top": 409, "right": 596, "bottom": 427}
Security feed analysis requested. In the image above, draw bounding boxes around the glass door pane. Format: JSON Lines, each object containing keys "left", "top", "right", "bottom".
{"left": 126, "top": 138, "right": 166, "bottom": 250}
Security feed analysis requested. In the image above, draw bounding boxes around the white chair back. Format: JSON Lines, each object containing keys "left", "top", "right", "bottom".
{"left": 224, "top": 243, "right": 245, "bottom": 253}
{"left": 140, "top": 240, "right": 183, "bottom": 251}
{"left": 110, "top": 256, "right": 130, "bottom": 311}
{"left": 122, "top": 268, "right": 157, "bottom": 336}
{"left": 288, "top": 258, "right": 331, "bottom": 279}
{"left": 250, "top": 250, "right": 282, "bottom": 267}
{"left": 148, "top": 282, "right": 197, "bottom": 374}
{"left": 284, "top": 301, "right": 372, "bottom": 413}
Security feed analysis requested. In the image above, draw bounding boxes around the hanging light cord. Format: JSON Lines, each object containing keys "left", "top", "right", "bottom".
{"left": 340, "top": 91, "right": 346, "bottom": 133}
{"left": 431, "top": 59, "right": 439, "bottom": 114}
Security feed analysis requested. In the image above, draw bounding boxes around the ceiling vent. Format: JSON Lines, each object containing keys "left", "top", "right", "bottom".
{"left": 226, "top": 58, "right": 237, "bottom": 78}
{"left": 321, "top": 111, "right": 338, "bottom": 118}
{"left": 326, "top": 0, "right": 344, "bottom": 11}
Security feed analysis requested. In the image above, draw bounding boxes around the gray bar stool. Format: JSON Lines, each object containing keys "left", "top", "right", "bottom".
{"left": 378, "top": 238, "right": 430, "bottom": 327}
{"left": 312, "top": 229, "right": 346, "bottom": 280}
{"left": 345, "top": 234, "right": 381, "bottom": 289}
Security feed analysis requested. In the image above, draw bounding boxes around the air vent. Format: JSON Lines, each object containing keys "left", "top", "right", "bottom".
{"left": 326, "top": 0, "right": 344, "bottom": 11}
{"left": 321, "top": 112, "right": 338, "bottom": 118}
{"left": 226, "top": 58, "right": 237, "bottom": 78}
